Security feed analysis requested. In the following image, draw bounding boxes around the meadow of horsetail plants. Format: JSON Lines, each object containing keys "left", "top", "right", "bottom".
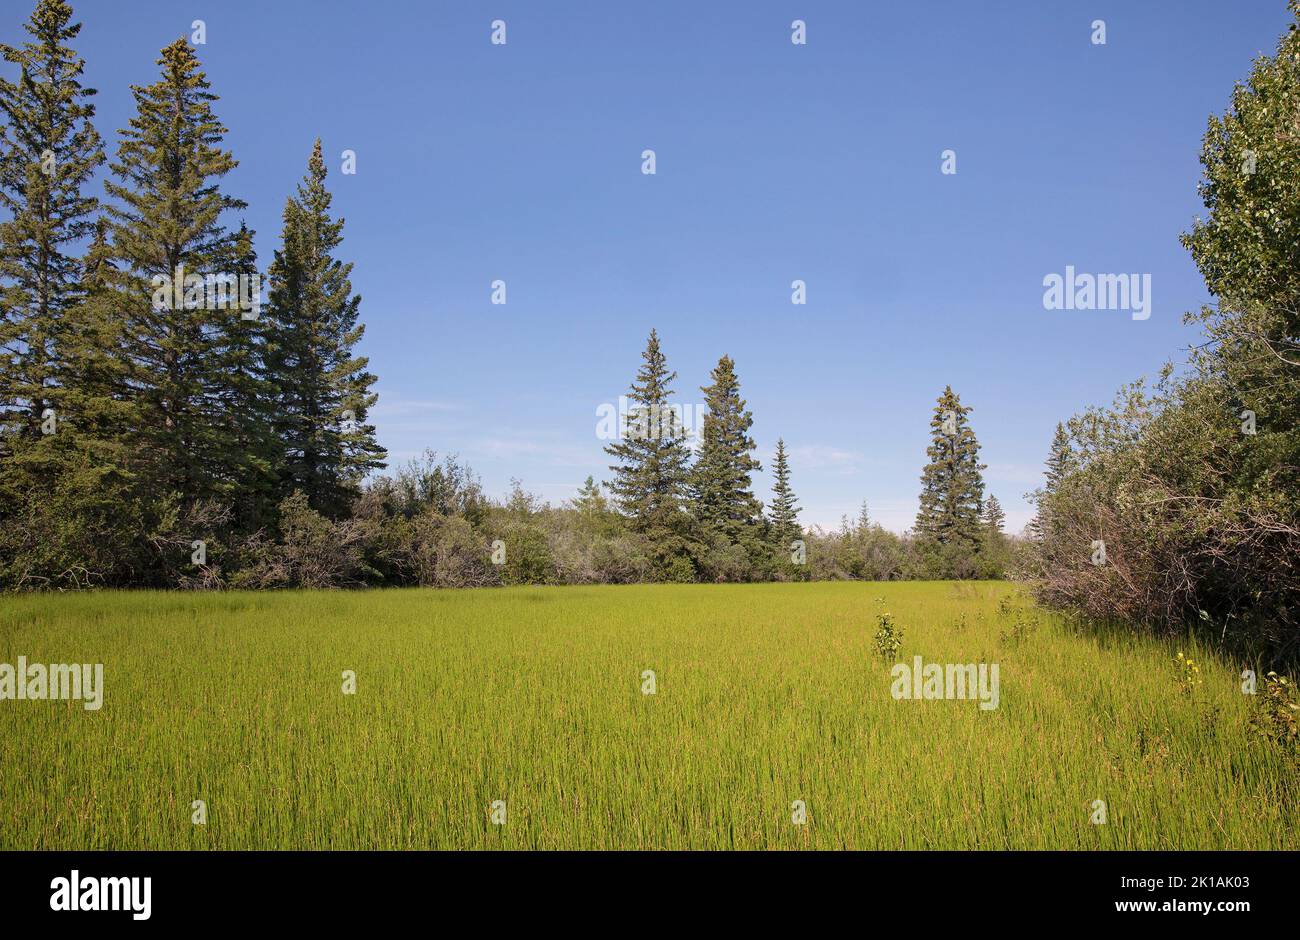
{"left": 0, "top": 581, "right": 1294, "bottom": 850}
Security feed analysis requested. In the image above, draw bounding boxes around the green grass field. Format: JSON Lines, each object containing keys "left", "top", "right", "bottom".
{"left": 0, "top": 582, "right": 1294, "bottom": 850}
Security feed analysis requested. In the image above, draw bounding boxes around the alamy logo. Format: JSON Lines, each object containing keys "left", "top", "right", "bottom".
{"left": 151, "top": 263, "right": 262, "bottom": 320}
{"left": 890, "top": 656, "right": 1000, "bottom": 710}
{"left": 1042, "top": 266, "right": 1150, "bottom": 321}
{"left": 50, "top": 870, "right": 151, "bottom": 920}
{"left": 595, "top": 396, "right": 705, "bottom": 442}
{"left": 0, "top": 657, "right": 103, "bottom": 710}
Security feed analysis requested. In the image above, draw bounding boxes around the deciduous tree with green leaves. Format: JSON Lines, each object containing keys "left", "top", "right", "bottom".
{"left": 1034, "top": 4, "right": 1300, "bottom": 653}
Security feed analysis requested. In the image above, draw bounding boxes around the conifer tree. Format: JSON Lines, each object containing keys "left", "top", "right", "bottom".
{"left": 914, "top": 386, "right": 987, "bottom": 566}
{"left": 1028, "top": 423, "right": 1072, "bottom": 541}
{"left": 56, "top": 217, "right": 134, "bottom": 444}
{"left": 265, "top": 139, "right": 385, "bottom": 518}
{"left": 690, "top": 354, "right": 762, "bottom": 542}
{"left": 982, "top": 493, "right": 1005, "bottom": 534}
{"left": 767, "top": 437, "right": 801, "bottom": 551}
{"left": 572, "top": 475, "right": 608, "bottom": 514}
{"left": 977, "top": 493, "right": 1011, "bottom": 578}
{"left": 0, "top": 1, "right": 143, "bottom": 587}
{"left": 604, "top": 329, "right": 692, "bottom": 575}
{"left": 0, "top": 0, "right": 104, "bottom": 443}
{"left": 101, "top": 38, "right": 250, "bottom": 512}
{"left": 1043, "top": 422, "right": 1073, "bottom": 492}
{"left": 212, "top": 222, "right": 278, "bottom": 527}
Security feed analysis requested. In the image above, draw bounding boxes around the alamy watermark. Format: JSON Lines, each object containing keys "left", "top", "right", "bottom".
{"left": 595, "top": 396, "right": 705, "bottom": 442}
{"left": 151, "top": 263, "right": 262, "bottom": 321}
{"left": 890, "top": 656, "right": 999, "bottom": 710}
{"left": 50, "top": 870, "right": 150, "bottom": 920}
{"left": 0, "top": 657, "right": 103, "bottom": 710}
{"left": 1042, "top": 266, "right": 1150, "bottom": 321}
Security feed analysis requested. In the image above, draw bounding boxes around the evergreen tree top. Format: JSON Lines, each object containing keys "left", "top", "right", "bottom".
{"left": 627, "top": 328, "right": 678, "bottom": 405}
{"left": 4, "top": 0, "right": 83, "bottom": 59}
{"left": 157, "top": 37, "right": 205, "bottom": 88}
{"left": 983, "top": 494, "right": 1006, "bottom": 534}
{"left": 308, "top": 137, "right": 327, "bottom": 183}
{"left": 1044, "top": 423, "right": 1073, "bottom": 491}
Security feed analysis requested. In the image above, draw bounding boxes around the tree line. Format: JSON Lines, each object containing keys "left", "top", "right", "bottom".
{"left": 0, "top": 0, "right": 1012, "bottom": 591}
{"left": 594, "top": 328, "right": 1011, "bottom": 582}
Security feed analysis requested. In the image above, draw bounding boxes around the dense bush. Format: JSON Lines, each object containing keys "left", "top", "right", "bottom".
{"left": 0, "top": 441, "right": 145, "bottom": 588}
{"left": 231, "top": 491, "right": 377, "bottom": 589}
{"left": 1029, "top": 364, "right": 1299, "bottom": 660}
{"left": 1024, "top": 4, "right": 1300, "bottom": 662}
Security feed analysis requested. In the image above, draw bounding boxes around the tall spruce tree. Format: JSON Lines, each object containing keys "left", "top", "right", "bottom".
{"left": 0, "top": 1, "right": 142, "bottom": 588}
{"left": 212, "top": 222, "right": 278, "bottom": 528}
{"left": 604, "top": 329, "right": 692, "bottom": 574}
{"left": 0, "top": 0, "right": 104, "bottom": 444}
{"left": 982, "top": 493, "right": 1005, "bottom": 534}
{"left": 914, "top": 386, "right": 987, "bottom": 564}
{"left": 101, "top": 38, "right": 252, "bottom": 515}
{"left": 265, "top": 139, "right": 385, "bottom": 518}
{"left": 767, "top": 437, "right": 801, "bottom": 550}
{"left": 690, "top": 354, "right": 762, "bottom": 543}
{"left": 978, "top": 492, "right": 1010, "bottom": 578}
{"left": 1027, "top": 422, "right": 1072, "bottom": 541}
{"left": 1043, "top": 423, "right": 1072, "bottom": 492}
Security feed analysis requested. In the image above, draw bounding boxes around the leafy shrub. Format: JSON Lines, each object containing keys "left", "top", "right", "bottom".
{"left": 1029, "top": 375, "right": 1300, "bottom": 658}
{"left": 231, "top": 491, "right": 375, "bottom": 589}
{"left": 494, "top": 521, "right": 555, "bottom": 586}
{"left": 697, "top": 537, "right": 752, "bottom": 583}
{"left": 0, "top": 442, "right": 150, "bottom": 589}
{"left": 1249, "top": 672, "right": 1299, "bottom": 759}
{"left": 873, "top": 610, "right": 903, "bottom": 660}
{"left": 398, "top": 512, "right": 497, "bottom": 588}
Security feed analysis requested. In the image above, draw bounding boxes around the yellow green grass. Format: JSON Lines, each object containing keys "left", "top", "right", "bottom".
{"left": 0, "top": 582, "right": 1294, "bottom": 849}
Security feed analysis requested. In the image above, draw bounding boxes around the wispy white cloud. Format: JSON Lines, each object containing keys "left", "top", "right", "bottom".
{"left": 371, "top": 396, "right": 463, "bottom": 416}
{"left": 784, "top": 444, "right": 870, "bottom": 474}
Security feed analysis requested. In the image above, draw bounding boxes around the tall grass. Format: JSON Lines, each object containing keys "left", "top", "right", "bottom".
{"left": 0, "top": 582, "right": 1293, "bottom": 849}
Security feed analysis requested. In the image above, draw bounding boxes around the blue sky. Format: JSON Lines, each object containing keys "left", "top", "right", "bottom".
{"left": 43, "top": 0, "right": 1294, "bottom": 532}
